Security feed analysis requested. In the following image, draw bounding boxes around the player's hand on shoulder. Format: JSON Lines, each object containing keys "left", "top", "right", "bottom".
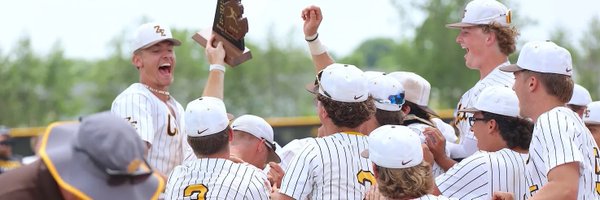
{"left": 267, "top": 162, "right": 285, "bottom": 188}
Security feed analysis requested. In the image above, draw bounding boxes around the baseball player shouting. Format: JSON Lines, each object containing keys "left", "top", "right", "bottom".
{"left": 446, "top": 0, "right": 518, "bottom": 159}
{"left": 111, "top": 22, "right": 189, "bottom": 177}
{"left": 501, "top": 41, "right": 600, "bottom": 199}
{"left": 164, "top": 36, "right": 271, "bottom": 199}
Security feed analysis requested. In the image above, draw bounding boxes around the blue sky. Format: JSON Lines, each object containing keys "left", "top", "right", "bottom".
{"left": 2, "top": 0, "right": 599, "bottom": 59}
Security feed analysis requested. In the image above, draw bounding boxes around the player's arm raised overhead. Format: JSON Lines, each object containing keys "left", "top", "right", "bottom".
{"left": 202, "top": 35, "right": 226, "bottom": 99}
{"left": 302, "top": 5, "right": 333, "bottom": 73}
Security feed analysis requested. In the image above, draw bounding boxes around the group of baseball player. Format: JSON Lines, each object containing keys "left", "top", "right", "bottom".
{"left": 4, "top": 0, "right": 599, "bottom": 199}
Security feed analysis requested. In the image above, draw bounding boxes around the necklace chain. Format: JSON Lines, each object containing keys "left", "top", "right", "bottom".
{"left": 143, "top": 84, "right": 170, "bottom": 96}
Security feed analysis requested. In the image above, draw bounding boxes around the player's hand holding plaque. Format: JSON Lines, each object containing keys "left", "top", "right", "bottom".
{"left": 193, "top": 0, "right": 252, "bottom": 67}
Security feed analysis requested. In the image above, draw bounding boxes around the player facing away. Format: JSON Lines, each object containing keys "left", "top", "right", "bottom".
{"left": 111, "top": 22, "right": 188, "bottom": 177}
{"left": 362, "top": 125, "right": 456, "bottom": 200}
{"left": 446, "top": 0, "right": 519, "bottom": 159}
{"left": 501, "top": 41, "right": 600, "bottom": 199}
{"left": 276, "top": 63, "right": 376, "bottom": 200}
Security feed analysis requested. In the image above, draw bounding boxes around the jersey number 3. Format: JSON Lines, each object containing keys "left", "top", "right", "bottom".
{"left": 357, "top": 170, "right": 376, "bottom": 185}
{"left": 184, "top": 184, "right": 208, "bottom": 200}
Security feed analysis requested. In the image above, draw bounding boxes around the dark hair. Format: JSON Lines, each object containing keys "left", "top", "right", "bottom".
{"left": 525, "top": 70, "right": 574, "bottom": 103}
{"left": 375, "top": 109, "right": 404, "bottom": 126}
{"left": 482, "top": 112, "right": 533, "bottom": 149}
{"left": 480, "top": 23, "right": 519, "bottom": 55}
{"left": 402, "top": 101, "right": 433, "bottom": 126}
{"left": 187, "top": 127, "right": 231, "bottom": 156}
{"left": 317, "top": 94, "right": 375, "bottom": 128}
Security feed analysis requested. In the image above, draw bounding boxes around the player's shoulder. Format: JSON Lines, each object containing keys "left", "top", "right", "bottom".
{"left": 454, "top": 151, "right": 492, "bottom": 168}
{"left": 113, "top": 83, "right": 153, "bottom": 102}
{"left": 537, "top": 107, "right": 578, "bottom": 126}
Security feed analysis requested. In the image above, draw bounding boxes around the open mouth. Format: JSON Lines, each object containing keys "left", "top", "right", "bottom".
{"left": 159, "top": 63, "right": 172, "bottom": 75}
{"left": 461, "top": 45, "right": 470, "bottom": 58}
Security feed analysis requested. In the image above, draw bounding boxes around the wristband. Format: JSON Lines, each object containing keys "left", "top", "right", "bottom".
{"left": 305, "top": 33, "right": 319, "bottom": 42}
{"left": 308, "top": 38, "right": 327, "bottom": 56}
{"left": 209, "top": 64, "right": 226, "bottom": 72}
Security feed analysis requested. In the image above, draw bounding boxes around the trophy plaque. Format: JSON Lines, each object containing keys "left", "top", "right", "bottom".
{"left": 193, "top": 0, "right": 252, "bottom": 67}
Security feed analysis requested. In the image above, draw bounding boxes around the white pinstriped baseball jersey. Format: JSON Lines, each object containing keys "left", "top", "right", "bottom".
{"left": 525, "top": 107, "right": 600, "bottom": 199}
{"left": 279, "top": 132, "right": 374, "bottom": 200}
{"left": 164, "top": 158, "right": 270, "bottom": 200}
{"left": 435, "top": 148, "right": 527, "bottom": 200}
{"left": 111, "top": 83, "right": 187, "bottom": 176}
{"left": 452, "top": 63, "right": 514, "bottom": 158}
{"left": 407, "top": 123, "right": 446, "bottom": 177}
{"left": 277, "top": 138, "right": 312, "bottom": 172}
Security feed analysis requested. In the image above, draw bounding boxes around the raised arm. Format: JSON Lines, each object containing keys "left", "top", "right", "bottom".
{"left": 202, "top": 35, "right": 226, "bottom": 99}
{"left": 302, "top": 5, "right": 334, "bottom": 72}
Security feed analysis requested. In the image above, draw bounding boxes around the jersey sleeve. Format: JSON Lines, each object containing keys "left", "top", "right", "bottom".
{"left": 163, "top": 166, "right": 183, "bottom": 200}
{"left": 279, "top": 141, "right": 319, "bottom": 199}
{"left": 537, "top": 111, "right": 584, "bottom": 174}
{"left": 111, "top": 93, "right": 156, "bottom": 144}
{"left": 435, "top": 152, "right": 490, "bottom": 199}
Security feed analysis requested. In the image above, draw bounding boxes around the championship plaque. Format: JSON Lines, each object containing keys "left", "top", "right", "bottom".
{"left": 193, "top": 0, "right": 252, "bottom": 67}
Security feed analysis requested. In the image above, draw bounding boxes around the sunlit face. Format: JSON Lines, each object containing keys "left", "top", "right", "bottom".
{"left": 134, "top": 41, "right": 176, "bottom": 90}
{"left": 586, "top": 124, "right": 600, "bottom": 148}
{"left": 512, "top": 71, "right": 530, "bottom": 118}
{"left": 456, "top": 26, "right": 489, "bottom": 69}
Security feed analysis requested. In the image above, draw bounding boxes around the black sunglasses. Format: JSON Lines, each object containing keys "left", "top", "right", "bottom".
{"left": 468, "top": 116, "right": 489, "bottom": 126}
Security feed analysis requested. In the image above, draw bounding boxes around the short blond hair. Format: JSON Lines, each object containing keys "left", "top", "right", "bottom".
{"left": 376, "top": 162, "right": 433, "bottom": 199}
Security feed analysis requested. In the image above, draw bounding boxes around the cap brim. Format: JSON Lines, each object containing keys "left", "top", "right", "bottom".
{"left": 420, "top": 106, "right": 440, "bottom": 118}
{"left": 360, "top": 149, "right": 369, "bottom": 159}
{"left": 39, "top": 122, "right": 164, "bottom": 200}
{"left": 135, "top": 39, "right": 182, "bottom": 53}
{"left": 445, "top": 22, "right": 478, "bottom": 29}
{"left": 304, "top": 82, "right": 318, "bottom": 95}
{"left": 267, "top": 150, "right": 281, "bottom": 163}
{"left": 458, "top": 107, "right": 481, "bottom": 113}
{"left": 499, "top": 64, "right": 525, "bottom": 72}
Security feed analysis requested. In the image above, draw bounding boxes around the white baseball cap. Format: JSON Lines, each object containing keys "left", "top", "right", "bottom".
{"left": 367, "top": 73, "right": 405, "bottom": 111}
{"left": 446, "top": 0, "right": 511, "bottom": 28}
{"left": 317, "top": 63, "right": 369, "bottom": 103}
{"left": 231, "top": 115, "right": 281, "bottom": 163}
{"left": 185, "top": 97, "right": 230, "bottom": 137}
{"left": 361, "top": 125, "right": 423, "bottom": 169}
{"left": 460, "top": 86, "right": 519, "bottom": 117}
{"left": 387, "top": 71, "right": 437, "bottom": 115}
{"left": 500, "top": 41, "right": 573, "bottom": 76}
{"left": 568, "top": 84, "right": 592, "bottom": 106}
{"left": 585, "top": 102, "right": 600, "bottom": 125}
{"left": 132, "top": 22, "right": 181, "bottom": 53}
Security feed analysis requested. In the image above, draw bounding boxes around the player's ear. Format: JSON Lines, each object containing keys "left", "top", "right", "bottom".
{"left": 372, "top": 163, "right": 379, "bottom": 178}
{"left": 132, "top": 53, "right": 142, "bottom": 70}
{"left": 488, "top": 119, "right": 498, "bottom": 133}
{"left": 528, "top": 74, "right": 538, "bottom": 92}
{"left": 318, "top": 103, "right": 328, "bottom": 119}
{"left": 485, "top": 31, "right": 497, "bottom": 47}
{"left": 227, "top": 128, "right": 234, "bottom": 142}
